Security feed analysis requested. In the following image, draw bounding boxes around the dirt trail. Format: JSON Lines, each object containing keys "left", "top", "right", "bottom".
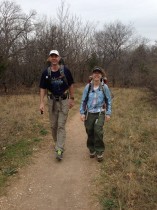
{"left": 0, "top": 112, "right": 101, "bottom": 210}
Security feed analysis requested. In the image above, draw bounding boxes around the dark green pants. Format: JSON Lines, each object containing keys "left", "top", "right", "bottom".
{"left": 84, "top": 112, "right": 105, "bottom": 154}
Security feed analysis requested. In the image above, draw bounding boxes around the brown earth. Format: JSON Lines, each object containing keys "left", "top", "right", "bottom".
{"left": 0, "top": 112, "right": 102, "bottom": 210}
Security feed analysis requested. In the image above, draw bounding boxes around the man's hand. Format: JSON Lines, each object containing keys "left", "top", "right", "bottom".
{"left": 40, "top": 88, "right": 46, "bottom": 114}
{"left": 40, "top": 102, "right": 44, "bottom": 114}
{"left": 69, "top": 99, "right": 74, "bottom": 109}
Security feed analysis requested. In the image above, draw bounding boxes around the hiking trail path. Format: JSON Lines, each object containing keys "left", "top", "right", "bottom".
{"left": 0, "top": 112, "right": 102, "bottom": 210}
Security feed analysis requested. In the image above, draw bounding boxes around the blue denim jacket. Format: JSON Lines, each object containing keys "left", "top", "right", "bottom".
{"left": 80, "top": 83, "right": 112, "bottom": 115}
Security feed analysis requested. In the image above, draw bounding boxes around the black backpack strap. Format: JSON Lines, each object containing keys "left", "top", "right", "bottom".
{"left": 83, "top": 83, "right": 92, "bottom": 114}
{"left": 86, "top": 83, "right": 92, "bottom": 103}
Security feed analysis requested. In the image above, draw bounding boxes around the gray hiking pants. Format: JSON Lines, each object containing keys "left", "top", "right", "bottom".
{"left": 48, "top": 98, "right": 69, "bottom": 152}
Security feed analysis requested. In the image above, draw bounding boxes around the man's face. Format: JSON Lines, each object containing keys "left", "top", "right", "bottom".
{"left": 49, "top": 54, "right": 60, "bottom": 65}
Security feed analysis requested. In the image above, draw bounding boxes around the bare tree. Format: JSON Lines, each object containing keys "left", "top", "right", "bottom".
{"left": 0, "top": 0, "right": 36, "bottom": 59}
{"left": 54, "top": 0, "right": 96, "bottom": 81}
{"left": 1, "top": 0, "right": 156, "bottom": 92}
{"left": 94, "top": 21, "right": 135, "bottom": 85}
{"left": 0, "top": 0, "right": 36, "bottom": 86}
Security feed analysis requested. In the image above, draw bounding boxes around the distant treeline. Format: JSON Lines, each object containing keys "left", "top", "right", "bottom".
{"left": 0, "top": 0, "right": 157, "bottom": 94}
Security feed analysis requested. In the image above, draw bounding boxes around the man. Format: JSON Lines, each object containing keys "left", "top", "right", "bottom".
{"left": 39, "top": 50, "right": 74, "bottom": 161}
{"left": 80, "top": 67, "right": 111, "bottom": 162}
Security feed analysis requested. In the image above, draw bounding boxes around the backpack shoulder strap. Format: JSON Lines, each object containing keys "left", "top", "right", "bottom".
{"left": 86, "top": 83, "right": 92, "bottom": 100}
{"left": 47, "top": 67, "right": 51, "bottom": 83}
{"left": 100, "top": 82, "right": 109, "bottom": 110}
{"left": 100, "top": 81, "right": 106, "bottom": 96}
{"left": 46, "top": 67, "right": 52, "bottom": 94}
{"left": 83, "top": 83, "right": 92, "bottom": 114}
{"left": 84, "top": 83, "right": 92, "bottom": 104}
{"left": 59, "top": 65, "right": 68, "bottom": 86}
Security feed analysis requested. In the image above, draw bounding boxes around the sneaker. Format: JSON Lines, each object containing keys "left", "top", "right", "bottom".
{"left": 89, "top": 151, "right": 96, "bottom": 158}
{"left": 97, "top": 153, "right": 103, "bottom": 162}
{"left": 56, "top": 150, "right": 63, "bottom": 161}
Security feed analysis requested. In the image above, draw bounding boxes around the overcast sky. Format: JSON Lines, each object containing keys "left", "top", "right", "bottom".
{"left": 14, "top": 0, "right": 157, "bottom": 44}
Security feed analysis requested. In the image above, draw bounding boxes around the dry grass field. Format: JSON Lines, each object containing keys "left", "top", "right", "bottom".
{"left": 0, "top": 93, "right": 49, "bottom": 193}
{"left": 98, "top": 88, "right": 157, "bottom": 210}
{"left": 0, "top": 86, "right": 157, "bottom": 210}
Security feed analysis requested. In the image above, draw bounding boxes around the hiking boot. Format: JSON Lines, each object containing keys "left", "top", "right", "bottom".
{"left": 97, "top": 153, "right": 104, "bottom": 162}
{"left": 56, "top": 150, "right": 63, "bottom": 161}
{"left": 89, "top": 151, "right": 96, "bottom": 158}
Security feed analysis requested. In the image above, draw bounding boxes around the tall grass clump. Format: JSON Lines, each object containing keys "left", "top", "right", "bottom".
{"left": 99, "top": 88, "right": 157, "bottom": 210}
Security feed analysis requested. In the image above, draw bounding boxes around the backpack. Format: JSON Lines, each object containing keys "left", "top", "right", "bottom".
{"left": 83, "top": 80, "right": 108, "bottom": 114}
{"left": 47, "top": 64, "right": 68, "bottom": 87}
{"left": 88, "top": 75, "right": 114, "bottom": 99}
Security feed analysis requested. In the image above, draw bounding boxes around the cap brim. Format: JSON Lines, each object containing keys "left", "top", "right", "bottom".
{"left": 93, "top": 70, "right": 102, "bottom": 73}
{"left": 49, "top": 53, "right": 59, "bottom": 56}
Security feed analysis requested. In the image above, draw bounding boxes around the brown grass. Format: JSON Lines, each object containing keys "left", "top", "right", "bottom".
{"left": 0, "top": 87, "right": 157, "bottom": 209}
{"left": 0, "top": 93, "right": 49, "bottom": 194}
{"left": 0, "top": 94, "right": 47, "bottom": 149}
{"left": 98, "top": 88, "right": 157, "bottom": 210}
{"left": 0, "top": 87, "right": 82, "bottom": 194}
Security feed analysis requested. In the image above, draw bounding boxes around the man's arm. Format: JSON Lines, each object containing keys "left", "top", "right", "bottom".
{"left": 69, "top": 84, "right": 74, "bottom": 99}
{"left": 68, "top": 84, "right": 74, "bottom": 108}
{"left": 40, "top": 88, "right": 47, "bottom": 113}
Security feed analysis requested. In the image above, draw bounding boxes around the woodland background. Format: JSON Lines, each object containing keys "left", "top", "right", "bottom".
{"left": 0, "top": 0, "right": 157, "bottom": 94}
{"left": 0, "top": 2, "right": 157, "bottom": 209}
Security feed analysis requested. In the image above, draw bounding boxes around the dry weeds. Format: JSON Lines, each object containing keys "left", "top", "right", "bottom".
{"left": 0, "top": 87, "right": 156, "bottom": 210}
{"left": 99, "top": 88, "right": 157, "bottom": 210}
{"left": 0, "top": 94, "right": 48, "bottom": 149}
{"left": 0, "top": 93, "right": 49, "bottom": 194}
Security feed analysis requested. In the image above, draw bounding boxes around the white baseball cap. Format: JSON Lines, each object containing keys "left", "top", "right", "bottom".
{"left": 49, "top": 50, "right": 60, "bottom": 56}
